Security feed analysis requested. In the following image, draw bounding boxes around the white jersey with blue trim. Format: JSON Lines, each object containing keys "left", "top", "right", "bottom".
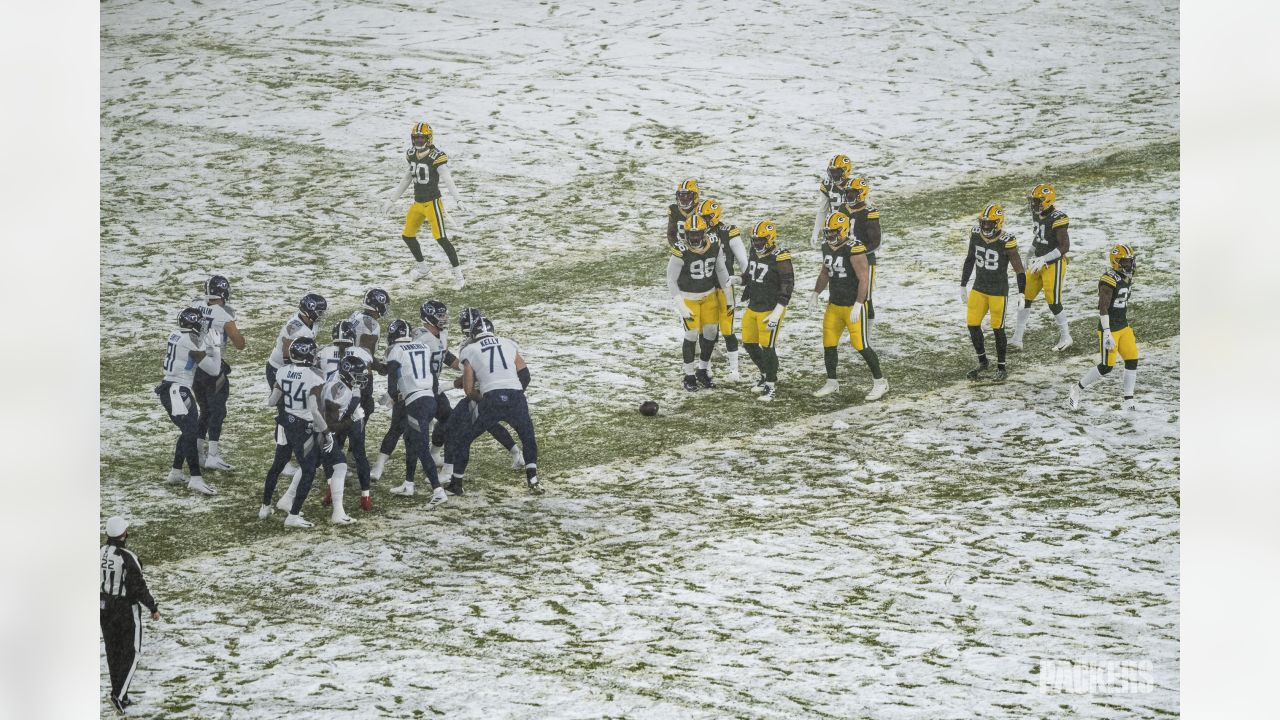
{"left": 267, "top": 313, "right": 315, "bottom": 369}
{"left": 276, "top": 363, "right": 327, "bottom": 421}
{"left": 348, "top": 310, "right": 380, "bottom": 354}
{"left": 459, "top": 334, "right": 523, "bottom": 393}
{"left": 190, "top": 298, "right": 236, "bottom": 353}
{"left": 322, "top": 376, "right": 358, "bottom": 422}
{"left": 318, "top": 344, "right": 373, "bottom": 382}
{"left": 162, "top": 330, "right": 206, "bottom": 387}
{"left": 387, "top": 337, "right": 440, "bottom": 403}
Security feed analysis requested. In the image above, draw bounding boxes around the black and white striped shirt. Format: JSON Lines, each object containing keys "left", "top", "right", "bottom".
{"left": 99, "top": 541, "right": 158, "bottom": 612}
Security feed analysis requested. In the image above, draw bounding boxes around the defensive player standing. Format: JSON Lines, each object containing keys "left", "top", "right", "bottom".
{"left": 259, "top": 337, "right": 328, "bottom": 528}
{"left": 835, "top": 177, "right": 883, "bottom": 334}
{"left": 959, "top": 204, "right": 1026, "bottom": 381}
{"left": 157, "top": 308, "right": 222, "bottom": 495}
{"left": 1013, "top": 183, "right": 1073, "bottom": 350}
{"left": 666, "top": 179, "right": 701, "bottom": 247}
{"left": 740, "top": 220, "right": 793, "bottom": 402}
{"left": 380, "top": 122, "right": 468, "bottom": 289}
{"left": 447, "top": 313, "right": 542, "bottom": 495}
{"left": 1069, "top": 244, "right": 1141, "bottom": 410}
{"left": 385, "top": 319, "right": 446, "bottom": 506}
{"left": 810, "top": 155, "right": 854, "bottom": 248}
{"left": 700, "top": 198, "right": 747, "bottom": 381}
{"left": 808, "top": 212, "right": 888, "bottom": 400}
{"left": 191, "top": 275, "right": 245, "bottom": 471}
{"left": 666, "top": 214, "right": 734, "bottom": 390}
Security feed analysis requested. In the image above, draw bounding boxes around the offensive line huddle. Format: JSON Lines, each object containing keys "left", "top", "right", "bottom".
{"left": 151, "top": 127, "right": 1145, "bottom": 529}
{"left": 156, "top": 122, "right": 538, "bottom": 528}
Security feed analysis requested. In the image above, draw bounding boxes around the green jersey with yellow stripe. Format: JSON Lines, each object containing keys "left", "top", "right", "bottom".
{"left": 1099, "top": 269, "right": 1133, "bottom": 330}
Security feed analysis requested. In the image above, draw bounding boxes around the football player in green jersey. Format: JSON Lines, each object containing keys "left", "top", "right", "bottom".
{"left": 740, "top": 220, "right": 794, "bottom": 402}
{"left": 959, "top": 204, "right": 1026, "bottom": 381}
{"left": 1069, "top": 244, "right": 1140, "bottom": 410}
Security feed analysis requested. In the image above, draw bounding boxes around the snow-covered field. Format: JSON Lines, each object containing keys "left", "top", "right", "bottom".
{"left": 100, "top": 0, "right": 1179, "bottom": 717}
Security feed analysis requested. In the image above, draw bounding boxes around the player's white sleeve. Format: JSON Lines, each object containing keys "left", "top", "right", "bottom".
{"left": 714, "top": 248, "right": 730, "bottom": 288}
{"left": 388, "top": 169, "right": 411, "bottom": 201}
{"left": 438, "top": 165, "right": 464, "bottom": 207}
{"left": 727, "top": 234, "right": 747, "bottom": 269}
{"left": 666, "top": 256, "right": 683, "bottom": 297}
{"left": 811, "top": 196, "right": 830, "bottom": 247}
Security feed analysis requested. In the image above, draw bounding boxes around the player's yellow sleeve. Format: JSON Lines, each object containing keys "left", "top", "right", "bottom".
{"left": 848, "top": 242, "right": 867, "bottom": 255}
{"left": 775, "top": 250, "right": 793, "bottom": 262}
{"left": 670, "top": 246, "right": 684, "bottom": 259}
{"left": 866, "top": 209, "right": 881, "bottom": 220}
{"left": 1052, "top": 215, "right": 1069, "bottom": 229}
{"left": 1099, "top": 273, "right": 1117, "bottom": 288}
{"left": 432, "top": 152, "right": 449, "bottom": 166}
{"left": 1004, "top": 237, "right": 1018, "bottom": 250}
{"left": 727, "top": 226, "right": 741, "bottom": 238}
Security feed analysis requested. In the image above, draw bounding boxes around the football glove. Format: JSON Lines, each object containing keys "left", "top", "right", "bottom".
{"left": 378, "top": 392, "right": 394, "bottom": 408}
{"left": 453, "top": 199, "right": 469, "bottom": 214}
{"left": 725, "top": 275, "right": 743, "bottom": 287}
{"left": 959, "top": 286, "right": 969, "bottom": 304}
{"left": 1027, "top": 256, "right": 1046, "bottom": 273}
{"left": 851, "top": 301, "right": 864, "bottom": 319}
{"left": 805, "top": 291, "right": 821, "bottom": 308}
{"left": 323, "top": 433, "right": 335, "bottom": 453}
{"left": 379, "top": 198, "right": 394, "bottom": 217}
{"left": 766, "top": 305, "right": 784, "bottom": 330}
{"left": 1102, "top": 329, "right": 1116, "bottom": 350}
{"left": 673, "top": 297, "right": 694, "bottom": 322}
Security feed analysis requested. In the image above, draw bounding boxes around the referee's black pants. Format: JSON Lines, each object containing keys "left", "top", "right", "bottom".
{"left": 100, "top": 600, "right": 141, "bottom": 703}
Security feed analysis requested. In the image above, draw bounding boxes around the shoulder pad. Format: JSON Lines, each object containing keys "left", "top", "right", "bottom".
{"left": 819, "top": 179, "right": 831, "bottom": 193}
{"left": 726, "top": 225, "right": 741, "bottom": 237}
{"left": 670, "top": 243, "right": 686, "bottom": 257}
{"left": 1003, "top": 234, "right": 1018, "bottom": 249}
{"left": 1100, "top": 271, "right": 1119, "bottom": 287}
{"left": 775, "top": 248, "right": 793, "bottom": 262}
{"left": 1050, "top": 210, "right": 1069, "bottom": 228}
{"left": 285, "top": 319, "right": 305, "bottom": 335}
{"left": 970, "top": 226, "right": 981, "bottom": 237}
{"left": 848, "top": 242, "right": 867, "bottom": 254}
{"left": 223, "top": 304, "right": 237, "bottom": 320}
{"left": 431, "top": 148, "right": 448, "bottom": 165}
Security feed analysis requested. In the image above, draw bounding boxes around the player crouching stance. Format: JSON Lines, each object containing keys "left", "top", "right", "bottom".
{"left": 259, "top": 337, "right": 327, "bottom": 528}
{"left": 959, "top": 204, "right": 1026, "bottom": 381}
{"left": 667, "top": 214, "right": 735, "bottom": 390}
{"left": 740, "top": 220, "right": 793, "bottom": 402}
{"left": 1069, "top": 245, "right": 1140, "bottom": 410}
{"left": 809, "top": 212, "right": 888, "bottom": 400}
{"left": 444, "top": 313, "right": 542, "bottom": 495}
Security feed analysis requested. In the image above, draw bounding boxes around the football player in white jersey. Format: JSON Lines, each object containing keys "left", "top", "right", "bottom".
{"left": 259, "top": 337, "right": 328, "bottom": 528}
{"left": 157, "top": 308, "right": 223, "bottom": 495}
{"left": 445, "top": 312, "right": 542, "bottom": 495}
{"left": 316, "top": 321, "right": 375, "bottom": 510}
{"left": 190, "top": 275, "right": 245, "bottom": 470}
{"left": 266, "top": 293, "right": 327, "bottom": 392}
{"left": 349, "top": 288, "right": 389, "bottom": 416}
{"left": 385, "top": 319, "right": 446, "bottom": 506}
{"left": 315, "top": 356, "right": 370, "bottom": 524}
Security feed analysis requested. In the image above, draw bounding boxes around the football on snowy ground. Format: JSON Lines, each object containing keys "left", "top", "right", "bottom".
{"left": 639, "top": 400, "right": 659, "bottom": 416}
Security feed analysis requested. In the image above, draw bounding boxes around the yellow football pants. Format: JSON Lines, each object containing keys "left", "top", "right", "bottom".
{"left": 822, "top": 303, "right": 870, "bottom": 351}
{"left": 966, "top": 290, "right": 1007, "bottom": 329}
{"left": 1023, "top": 257, "right": 1066, "bottom": 305}
{"left": 741, "top": 307, "right": 786, "bottom": 348}
{"left": 402, "top": 199, "right": 448, "bottom": 241}
{"left": 716, "top": 287, "right": 735, "bottom": 336}
{"left": 1099, "top": 326, "right": 1140, "bottom": 367}
{"left": 680, "top": 293, "right": 720, "bottom": 332}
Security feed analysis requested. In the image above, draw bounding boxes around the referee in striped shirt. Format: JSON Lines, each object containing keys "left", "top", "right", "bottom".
{"left": 100, "top": 516, "right": 160, "bottom": 713}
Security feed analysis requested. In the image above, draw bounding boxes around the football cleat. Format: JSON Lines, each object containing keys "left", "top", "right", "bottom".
{"left": 527, "top": 476, "right": 544, "bottom": 494}
{"left": 445, "top": 478, "right": 465, "bottom": 496}
{"left": 167, "top": 468, "right": 184, "bottom": 484}
{"left": 453, "top": 266, "right": 466, "bottom": 290}
{"left": 511, "top": 445, "right": 525, "bottom": 470}
{"left": 695, "top": 368, "right": 715, "bottom": 389}
{"left": 202, "top": 454, "right": 233, "bottom": 471}
{"left": 813, "top": 379, "right": 839, "bottom": 397}
{"left": 276, "top": 492, "right": 295, "bottom": 512}
{"left": 1120, "top": 397, "right": 1137, "bottom": 411}
{"left": 321, "top": 485, "right": 333, "bottom": 507}
{"left": 258, "top": 504, "right": 272, "bottom": 520}
{"left": 390, "top": 482, "right": 415, "bottom": 496}
{"left": 413, "top": 262, "right": 428, "bottom": 277}
{"left": 283, "top": 513, "right": 314, "bottom": 529}
{"left": 751, "top": 374, "right": 769, "bottom": 393}
{"left": 683, "top": 375, "right": 698, "bottom": 392}
{"left": 967, "top": 361, "right": 990, "bottom": 381}
{"left": 330, "top": 512, "right": 355, "bottom": 525}
{"left": 978, "top": 203, "right": 1005, "bottom": 238}
{"left": 428, "top": 486, "right": 448, "bottom": 508}
{"left": 757, "top": 382, "right": 776, "bottom": 402}
{"left": 187, "top": 477, "right": 217, "bottom": 495}
{"left": 359, "top": 495, "right": 373, "bottom": 512}
{"left": 1008, "top": 338, "right": 1023, "bottom": 350}
{"left": 1054, "top": 336, "right": 1074, "bottom": 352}
{"left": 725, "top": 369, "right": 741, "bottom": 382}
{"left": 993, "top": 367, "right": 1009, "bottom": 382}
{"left": 865, "top": 377, "right": 889, "bottom": 401}
{"left": 1068, "top": 383, "right": 1084, "bottom": 409}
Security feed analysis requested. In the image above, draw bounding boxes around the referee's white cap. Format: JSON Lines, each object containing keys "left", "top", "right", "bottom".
{"left": 105, "top": 516, "right": 129, "bottom": 538}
